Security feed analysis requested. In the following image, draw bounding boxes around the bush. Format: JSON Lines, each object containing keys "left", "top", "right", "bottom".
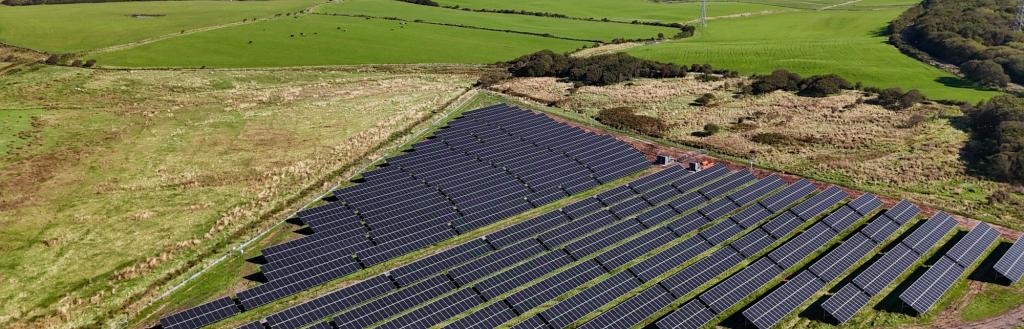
{"left": 83, "top": 59, "right": 96, "bottom": 68}
{"left": 477, "top": 70, "right": 510, "bottom": 87}
{"left": 961, "top": 59, "right": 1011, "bottom": 87}
{"left": 750, "top": 70, "right": 852, "bottom": 97}
{"left": 871, "top": 88, "right": 924, "bottom": 111}
{"left": 703, "top": 123, "right": 721, "bottom": 135}
{"left": 505, "top": 50, "right": 687, "bottom": 86}
{"left": 595, "top": 107, "right": 669, "bottom": 137}
{"left": 798, "top": 74, "right": 852, "bottom": 97}
{"left": 750, "top": 69, "right": 803, "bottom": 94}
{"left": 693, "top": 93, "right": 716, "bottom": 106}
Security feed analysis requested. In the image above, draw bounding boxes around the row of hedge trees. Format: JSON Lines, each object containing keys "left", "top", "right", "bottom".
{"left": 504, "top": 50, "right": 737, "bottom": 86}
{"left": 890, "top": 0, "right": 1024, "bottom": 87}
{"left": 966, "top": 95, "right": 1024, "bottom": 183}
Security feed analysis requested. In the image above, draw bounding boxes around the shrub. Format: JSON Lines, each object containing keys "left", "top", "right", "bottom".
{"left": 83, "top": 59, "right": 96, "bottom": 67}
{"left": 871, "top": 88, "right": 924, "bottom": 110}
{"left": 70, "top": 59, "right": 83, "bottom": 67}
{"left": 798, "top": 74, "right": 852, "bottom": 97}
{"left": 477, "top": 70, "right": 510, "bottom": 87}
{"left": 399, "top": 0, "right": 439, "bottom": 6}
{"left": 693, "top": 93, "right": 716, "bottom": 106}
{"left": 750, "top": 69, "right": 802, "bottom": 94}
{"left": 961, "top": 59, "right": 1011, "bottom": 87}
{"left": 595, "top": 107, "right": 669, "bottom": 137}
{"left": 703, "top": 123, "right": 721, "bottom": 135}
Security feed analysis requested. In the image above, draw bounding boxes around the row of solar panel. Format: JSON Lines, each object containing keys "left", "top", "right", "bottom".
{"left": 898, "top": 222, "right": 999, "bottom": 314}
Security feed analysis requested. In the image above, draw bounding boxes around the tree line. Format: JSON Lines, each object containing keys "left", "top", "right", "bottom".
{"left": 503, "top": 50, "right": 737, "bottom": 86}
{"left": 965, "top": 95, "right": 1024, "bottom": 183}
{"left": 890, "top": 0, "right": 1024, "bottom": 87}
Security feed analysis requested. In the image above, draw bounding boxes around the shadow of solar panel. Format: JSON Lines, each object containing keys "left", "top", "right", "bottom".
{"left": 881, "top": 200, "right": 920, "bottom": 225}
{"left": 995, "top": 235, "right": 1024, "bottom": 283}
{"left": 629, "top": 236, "right": 713, "bottom": 282}
{"left": 264, "top": 275, "right": 396, "bottom": 329}
{"left": 579, "top": 284, "right": 675, "bottom": 329}
{"left": 238, "top": 260, "right": 360, "bottom": 310}
{"left": 742, "top": 271, "right": 825, "bottom": 329}
{"left": 449, "top": 302, "right": 518, "bottom": 329}
{"left": 821, "top": 283, "right": 872, "bottom": 324}
{"left": 566, "top": 220, "right": 646, "bottom": 259}
{"left": 898, "top": 257, "right": 963, "bottom": 314}
{"left": 758, "top": 180, "right": 816, "bottom": 213}
{"left": 539, "top": 211, "right": 615, "bottom": 249}
{"left": 655, "top": 299, "right": 716, "bottom": 329}
{"left": 663, "top": 248, "right": 744, "bottom": 298}
{"left": 487, "top": 211, "right": 568, "bottom": 249}
{"left": 476, "top": 250, "right": 574, "bottom": 300}
{"left": 790, "top": 187, "right": 847, "bottom": 221}
{"left": 377, "top": 289, "right": 483, "bottom": 329}
{"left": 449, "top": 240, "right": 546, "bottom": 286}
{"left": 635, "top": 204, "right": 681, "bottom": 228}
{"left": 333, "top": 275, "right": 456, "bottom": 328}
{"left": 699, "top": 221, "right": 744, "bottom": 246}
{"left": 901, "top": 212, "right": 957, "bottom": 255}
{"left": 808, "top": 233, "right": 876, "bottom": 282}
{"left": 944, "top": 223, "right": 998, "bottom": 268}
{"left": 597, "top": 228, "right": 678, "bottom": 270}
{"left": 539, "top": 271, "right": 640, "bottom": 328}
{"left": 699, "top": 257, "right": 782, "bottom": 313}
{"left": 159, "top": 297, "right": 238, "bottom": 329}
{"left": 505, "top": 260, "right": 606, "bottom": 313}
{"left": 767, "top": 223, "right": 835, "bottom": 269}
{"left": 390, "top": 238, "right": 492, "bottom": 286}
{"left": 851, "top": 244, "right": 918, "bottom": 296}
{"left": 727, "top": 175, "right": 785, "bottom": 206}
{"left": 509, "top": 315, "right": 551, "bottom": 329}
{"left": 732, "top": 228, "right": 776, "bottom": 258}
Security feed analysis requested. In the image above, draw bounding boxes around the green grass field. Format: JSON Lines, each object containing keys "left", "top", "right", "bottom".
{"left": 93, "top": 14, "right": 589, "bottom": 67}
{"left": 0, "top": 0, "right": 318, "bottom": 53}
{"left": 433, "top": 0, "right": 789, "bottom": 23}
{"left": 626, "top": 8, "right": 1001, "bottom": 102}
{"left": 314, "top": 0, "right": 678, "bottom": 42}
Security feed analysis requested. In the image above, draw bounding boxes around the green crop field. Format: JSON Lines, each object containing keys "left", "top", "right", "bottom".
{"left": 626, "top": 8, "right": 1001, "bottom": 102}
{"left": 433, "top": 0, "right": 790, "bottom": 23}
{"left": 0, "top": 0, "right": 318, "bottom": 52}
{"left": 314, "top": 0, "right": 679, "bottom": 42}
{"left": 93, "top": 14, "right": 589, "bottom": 67}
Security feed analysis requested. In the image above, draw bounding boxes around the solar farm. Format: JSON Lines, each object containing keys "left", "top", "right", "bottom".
{"left": 154, "top": 104, "right": 1024, "bottom": 329}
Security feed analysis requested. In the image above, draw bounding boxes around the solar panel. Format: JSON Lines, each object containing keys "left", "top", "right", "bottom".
{"left": 698, "top": 171, "right": 756, "bottom": 199}
{"left": 667, "top": 193, "right": 708, "bottom": 215}
{"left": 487, "top": 211, "right": 568, "bottom": 248}
{"left": 238, "top": 260, "right": 360, "bottom": 310}
{"left": 237, "top": 321, "right": 263, "bottom": 329}
{"left": 730, "top": 205, "right": 774, "bottom": 229}
{"left": 508, "top": 315, "right": 550, "bottom": 329}
{"left": 851, "top": 244, "right": 919, "bottom": 296}
{"left": 767, "top": 223, "right": 835, "bottom": 269}
{"left": 304, "top": 321, "right": 334, "bottom": 329}
{"left": 662, "top": 248, "right": 744, "bottom": 298}
{"left": 727, "top": 175, "right": 785, "bottom": 206}
{"left": 333, "top": 275, "right": 456, "bottom": 328}
{"left": 672, "top": 165, "right": 729, "bottom": 193}
{"left": 630, "top": 166, "right": 689, "bottom": 193}
{"left": 538, "top": 211, "right": 616, "bottom": 249}
{"left": 995, "top": 235, "right": 1024, "bottom": 283}
{"left": 789, "top": 186, "right": 847, "bottom": 221}
{"left": 859, "top": 218, "right": 902, "bottom": 244}
{"left": 699, "top": 257, "right": 782, "bottom": 313}
{"left": 376, "top": 289, "right": 483, "bottom": 329}
{"left": 264, "top": 275, "right": 396, "bottom": 329}
{"left": 505, "top": 260, "right": 607, "bottom": 313}
{"left": 608, "top": 197, "right": 653, "bottom": 220}
{"left": 732, "top": 228, "right": 776, "bottom": 258}
{"left": 629, "top": 237, "right": 713, "bottom": 282}
{"left": 666, "top": 212, "right": 707, "bottom": 237}
{"left": 699, "top": 221, "right": 744, "bottom": 246}
{"left": 643, "top": 184, "right": 685, "bottom": 205}
{"left": 898, "top": 258, "right": 963, "bottom": 314}
{"left": 391, "top": 238, "right": 492, "bottom": 286}
{"left": 758, "top": 179, "right": 816, "bottom": 213}
{"left": 475, "top": 250, "right": 574, "bottom": 300}
{"left": 635, "top": 204, "right": 681, "bottom": 228}
{"left": 698, "top": 198, "right": 741, "bottom": 222}
{"left": 449, "top": 240, "right": 546, "bottom": 286}
{"left": 578, "top": 284, "right": 675, "bottom": 329}
{"left": 566, "top": 220, "right": 645, "bottom": 259}
{"left": 742, "top": 271, "right": 825, "bottom": 329}
{"left": 821, "top": 284, "right": 873, "bottom": 324}
{"left": 653, "top": 299, "right": 716, "bottom": 329}
{"left": 562, "top": 198, "right": 603, "bottom": 220}
{"left": 596, "top": 185, "right": 637, "bottom": 206}
{"left": 448, "top": 301, "right": 518, "bottom": 329}
{"left": 807, "top": 233, "right": 876, "bottom": 282}
{"left": 901, "top": 212, "right": 957, "bottom": 255}
{"left": 159, "top": 297, "right": 238, "bottom": 329}
{"left": 944, "top": 223, "right": 998, "bottom": 268}
{"left": 597, "top": 228, "right": 678, "bottom": 270}
{"left": 539, "top": 271, "right": 641, "bottom": 328}
{"left": 761, "top": 213, "right": 803, "bottom": 240}
{"left": 882, "top": 200, "right": 920, "bottom": 224}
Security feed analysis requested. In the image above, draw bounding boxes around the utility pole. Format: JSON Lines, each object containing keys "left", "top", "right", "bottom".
{"left": 1016, "top": 0, "right": 1024, "bottom": 32}
{"left": 699, "top": 0, "right": 708, "bottom": 27}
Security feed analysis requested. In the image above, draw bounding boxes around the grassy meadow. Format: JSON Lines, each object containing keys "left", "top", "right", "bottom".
{"left": 315, "top": 0, "right": 679, "bottom": 42}
{"left": 626, "top": 8, "right": 1001, "bottom": 102}
{"left": 433, "top": 0, "right": 790, "bottom": 23}
{"left": 0, "top": 64, "right": 477, "bottom": 328}
{"left": 0, "top": 0, "right": 318, "bottom": 52}
{"left": 93, "top": 14, "right": 589, "bottom": 67}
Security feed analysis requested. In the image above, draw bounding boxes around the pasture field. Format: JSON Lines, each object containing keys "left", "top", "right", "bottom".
{"left": 93, "top": 14, "right": 589, "bottom": 67}
{"left": 0, "top": 0, "right": 318, "bottom": 53}
{"left": 432, "top": 0, "right": 789, "bottom": 23}
{"left": 627, "top": 8, "right": 1000, "bottom": 102}
{"left": 314, "top": 0, "right": 679, "bottom": 42}
{"left": 0, "top": 64, "right": 477, "bottom": 328}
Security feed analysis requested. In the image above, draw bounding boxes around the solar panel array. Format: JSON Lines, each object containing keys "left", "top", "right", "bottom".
{"left": 822, "top": 212, "right": 957, "bottom": 324}
{"left": 740, "top": 202, "right": 919, "bottom": 329}
{"left": 994, "top": 235, "right": 1024, "bottom": 283}
{"left": 655, "top": 192, "right": 886, "bottom": 329}
{"left": 899, "top": 222, "right": 998, "bottom": 314}
{"left": 159, "top": 297, "right": 238, "bottom": 329}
